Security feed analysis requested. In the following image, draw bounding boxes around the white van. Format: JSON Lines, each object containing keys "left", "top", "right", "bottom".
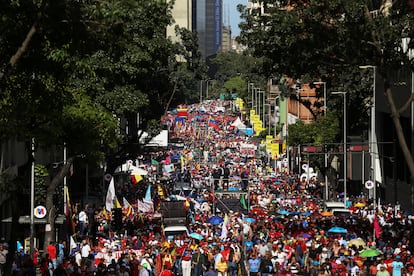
{"left": 324, "top": 201, "right": 351, "bottom": 217}
{"left": 324, "top": 201, "right": 347, "bottom": 210}
{"left": 163, "top": 225, "right": 189, "bottom": 240}
{"left": 331, "top": 208, "right": 352, "bottom": 217}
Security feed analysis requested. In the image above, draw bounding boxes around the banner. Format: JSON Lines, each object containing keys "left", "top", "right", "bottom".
{"left": 105, "top": 178, "right": 115, "bottom": 211}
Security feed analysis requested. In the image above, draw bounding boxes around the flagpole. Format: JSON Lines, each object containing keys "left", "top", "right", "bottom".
{"left": 63, "top": 143, "right": 67, "bottom": 232}
{"left": 29, "top": 138, "right": 35, "bottom": 258}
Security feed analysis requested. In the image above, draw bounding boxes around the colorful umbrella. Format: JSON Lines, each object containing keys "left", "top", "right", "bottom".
{"left": 321, "top": 211, "right": 334, "bottom": 217}
{"left": 207, "top": 215, "right": 224, "bottom": 225}
{"left": 348, "top": 238, "right": 366, "bottom": 248}
{"left": 360, "top": 249, "right": 380, "bottom": 257}
{"left": 297, "top": 233, "right": 312, "bottom": 239}
{"left": 328, "top": 227, "right": 348, "bottom": 234}
{"left": 189, "top": 232, "right": 204, "bottom": 240}
{"left": 244, "top": 217, "right": 256, "bottom": 223}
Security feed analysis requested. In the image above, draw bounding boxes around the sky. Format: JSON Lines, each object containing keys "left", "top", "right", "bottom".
{"left": 224, "top": 0, "right": 246, "bottom": 36}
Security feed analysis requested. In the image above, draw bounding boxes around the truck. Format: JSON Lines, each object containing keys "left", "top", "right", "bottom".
{"left": 159, "top": 201, "right": 190, "bottom": 239}
{"left": 159, "top": 200, "right": 188, "bottom": 227}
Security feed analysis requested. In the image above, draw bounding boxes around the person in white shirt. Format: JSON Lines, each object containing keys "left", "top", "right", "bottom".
{"left": 140, "top": 254, "right": 154, "bottom": 271}
{"left": 78, "top": 209, "right": 88, "bottom": 237}
{"left": 105, "top": 251, "right": 116, "bottom": 266}
{"left": 81, "top": 240, "right": 91, "bottom": 260}
{"left": 0, "top": 243, "right": 8, "bottom": 276}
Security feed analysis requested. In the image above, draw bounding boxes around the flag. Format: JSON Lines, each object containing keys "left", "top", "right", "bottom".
{"left": 102, "top": 208, "right": 110, "bottom": 220}
{"left": 65, "top": 186, "right": 71, "bottom": 217}
{"left": 184, "top": 198, "right": 191, "bottom": 211}
{"left": 157, "top": 184, "right": 165, "bottom": 199}
{"left": 145, "top": 184, "right": 152, "bottom": 201}
{"left": 208, "top": 117, "right": 221, "bottom": 130}
{"left": 240, "top": 195, "right": 247, "bottom": 210}
{"left": 70, "top": 235, "right": 77, "bottom": 250}
{"left": 123, "top": 197, "right": 131, "bottom": 208}
{"left": 115, "top": 197, "right": 122, "bottom": 209}
{"left": 105, "top": 177, "right": 115, "bottom": 211}
{"left": 65, "top": 186, "right": 75, "bottom": 233}
{"left": 131, "top": 174, "right": 143, "bottom": 184}
{"left": 220, "top": 213, "right": 230, "bottom": 239}
{"left": 373, "top": 213, "right": 382, "bottom": 238}
{"left": 123, "top": 197, "right": 134, "bottom": 218}
{"left": 177, "top": 107, "right": 188, "bottom": 118}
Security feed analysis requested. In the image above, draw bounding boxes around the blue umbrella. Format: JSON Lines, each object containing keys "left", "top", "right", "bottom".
{"left": 244, "top": 217, "right": 256, "bottom": 223}
{"left": 189, "top": 232, "right": 204, "bottom": 240}
{"left": 302, "top": 211, "right": 312, "bottom": 217}
{"left": 208, "top": 215, "right": 224, "bottom": 225}
{"left": 328, "top": 227, "right": 348, "bottom": 234}
{"left": 298, "top": 233, "right": 312, "bottom": 239}
{"left": 278, "top": 210, "right": 290, "bottom": 215}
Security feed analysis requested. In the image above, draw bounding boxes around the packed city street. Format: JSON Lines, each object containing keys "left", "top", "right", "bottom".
{"left": 2, "top": 99, "right": 412, "bottom": 276}
{"left": 1, "top": 0, "right": 414, "bottom": 276}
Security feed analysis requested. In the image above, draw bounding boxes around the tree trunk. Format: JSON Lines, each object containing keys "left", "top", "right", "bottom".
{"left": 42, "top": 157, "right": 74, "bottom": 252}
{"left": 385, "top": 88, "right": 414, "bottom": 176}
{"left": 164, "top": 80, "right": 178, "bottom": 116}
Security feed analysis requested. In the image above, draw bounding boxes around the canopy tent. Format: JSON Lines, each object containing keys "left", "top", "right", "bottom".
{"left": 231, "top": 117, "right": 246, "bottom": 129}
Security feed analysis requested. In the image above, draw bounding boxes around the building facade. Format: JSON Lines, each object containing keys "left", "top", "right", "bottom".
{"left": 169, "top": 0, "right": 223, "bottom": 59}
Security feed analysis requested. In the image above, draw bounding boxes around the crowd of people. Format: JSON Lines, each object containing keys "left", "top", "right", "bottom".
{"left": 3, "top": 99, "right": 414, "bottom": 276}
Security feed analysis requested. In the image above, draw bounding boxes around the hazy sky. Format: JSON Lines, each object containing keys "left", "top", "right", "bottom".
{"left": 224, "top": 0, "right": 246, "bottom": 36}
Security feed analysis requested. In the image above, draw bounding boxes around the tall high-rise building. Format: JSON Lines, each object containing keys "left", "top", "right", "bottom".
{"left": 168, "top": 0, "right": 223, "bottom": 59}
{"left": 221, "top": 26, "right": 232, "bottom": 53}
{"left": 167, "top": 0, "right": 193, "bottom": 44}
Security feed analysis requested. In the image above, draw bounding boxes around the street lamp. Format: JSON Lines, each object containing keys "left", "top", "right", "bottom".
{"left": 314, "top": 81, "right": 328, "bottom": 201}
{"left": 199, "top": 80, "right": 203, "bottom": 103}
{"left": 257, "top": 90, "right": 264, "bottom": 121}
{"left": 249, "top": 83, "right": 255, "bottom": 110}
{"left": 360, "top": 65, "right": 377, "bottom": 209}
{"left": 206, "top": 80, "right": 212, "bottom": 100}
{"left": 30, "top": 138, "right": 35, "bottom": 257}
{"left": 332, "top": 91, "right": 347, "bottom": 206}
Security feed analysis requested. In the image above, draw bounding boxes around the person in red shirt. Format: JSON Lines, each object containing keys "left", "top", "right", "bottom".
{"left": 46, "top": 241, "right": 57, "bottom": 268}
{"left": 384, "top": 255, "right": 394, "bottom": 274}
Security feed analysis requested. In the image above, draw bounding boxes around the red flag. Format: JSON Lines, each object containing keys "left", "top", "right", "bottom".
{"left": 373, "top": 213, "right": 381, "bottom": 238}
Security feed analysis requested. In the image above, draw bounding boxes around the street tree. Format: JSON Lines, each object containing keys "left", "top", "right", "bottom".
{"left": 0, "top": 0, "right": 201, "bottom": 253}
{"left": 210, "top": 51, "right": 268, "bottom": 102}
{"left": 238, "top": 0, "right": 414, "bottom": 183}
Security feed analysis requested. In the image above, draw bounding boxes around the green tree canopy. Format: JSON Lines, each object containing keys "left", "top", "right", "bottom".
{"left": 238, "top": 0, "right": 414, "bottom": 175}
{"left": 0, "top": 0, "right": 202, "bottom": 251}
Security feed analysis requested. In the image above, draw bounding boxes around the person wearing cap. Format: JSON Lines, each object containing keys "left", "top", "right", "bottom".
{"left": 376, "top": 265, "right": 390, "bottom": 276}
{"left": 138, "top": 262, "right": 150, "bottom": 276}
{"left": 141, "top": 253, "right": 154, "bottom": 274}
{"left": 391, "top": 255, "right": 404, "bottom": 276}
